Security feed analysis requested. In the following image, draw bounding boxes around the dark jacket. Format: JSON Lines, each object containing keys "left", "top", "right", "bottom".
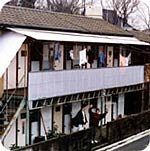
{"left": 72, "top": 110, "right": 87, "bottom": 127}
{"left": 89, "top": 108, "right": 107, "bottom": 127}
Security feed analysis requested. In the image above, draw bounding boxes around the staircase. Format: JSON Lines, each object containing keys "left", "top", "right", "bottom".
{"left": 0, "top": 94, "right": 25, "bottom": 136}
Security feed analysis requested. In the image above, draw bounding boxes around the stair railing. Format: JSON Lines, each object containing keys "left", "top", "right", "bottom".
{"left": 0, "top": 74, "right": 25, "bottom": 115}
{"left": 1, "top": 97, "right": 26, "bottom": 143}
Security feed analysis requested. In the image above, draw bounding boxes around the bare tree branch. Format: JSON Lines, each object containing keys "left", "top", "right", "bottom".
{"left": 101, "top": 0, "right": 140, "bottom": 26}
{"left": 137, "top": 2, "right": 150, "bottom": 30}
{"left": 49, "top": 0, "right": 81, "bottom": 14}
{"left": 34, "top": 0, "right": 83, "bottom": 14}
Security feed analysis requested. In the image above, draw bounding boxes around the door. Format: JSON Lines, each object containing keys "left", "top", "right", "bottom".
{"left": 118, "top": 94, "right": 125, "bottom": 117}
{"left": 64, "top": 114, "right": 71, "bottom": 134}
{"left": 30, "top": 110, "right": 40, "bottom": 144}
{"left": 112, "top": 95, "right": 118, "bottom": 120}
{"left": 31, "top": 122, "right": 38, "bottom": 144}
{"left": 63, "top": 104, "right": 72, "bottom": 134}
{"left": 105, "top": 96, "right": 112, "bottom": 122}
{"left": 107, "top": 46, "right": 113, "bottom": 67}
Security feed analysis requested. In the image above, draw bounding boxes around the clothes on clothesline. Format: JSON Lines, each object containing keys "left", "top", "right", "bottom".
{"left": 120, "top": 53, "right": 131, "bottom": 66}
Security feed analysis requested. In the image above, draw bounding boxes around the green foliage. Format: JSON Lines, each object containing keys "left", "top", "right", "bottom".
{"left": 46, "top": 122, "right": 65, "bottom": 139}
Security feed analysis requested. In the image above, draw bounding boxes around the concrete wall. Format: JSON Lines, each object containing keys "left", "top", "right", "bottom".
{"left": 107, "top": 110, "right": 150, "bottom": 143}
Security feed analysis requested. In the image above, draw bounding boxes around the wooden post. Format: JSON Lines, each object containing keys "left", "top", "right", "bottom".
{"left": 141, "top": 86, "right": 145, "bottom": 112}
{"left": 0, "top": 76, "right": 4, "bottom": 98}
{"left": 149, "top": 82, "right": 150, "bottom": 109}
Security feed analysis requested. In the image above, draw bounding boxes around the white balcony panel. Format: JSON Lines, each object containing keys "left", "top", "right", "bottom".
{"left": 0, "top": 31, "right": 26, "bottom": 77}
{"left": 28, "top": 66, "right": 144, "bottom": 101}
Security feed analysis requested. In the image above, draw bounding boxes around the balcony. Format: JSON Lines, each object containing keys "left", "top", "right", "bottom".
{"left": 28, "top": 66, "right": 144, "bottom": 101}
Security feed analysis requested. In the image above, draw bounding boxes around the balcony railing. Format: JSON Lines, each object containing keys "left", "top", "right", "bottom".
{"left": 28, "top": 66, "right": 144, "bottom": 101}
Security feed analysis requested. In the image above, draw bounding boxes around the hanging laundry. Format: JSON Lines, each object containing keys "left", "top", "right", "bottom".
{"left": 128, "top": 53, "right": 131, "bottom": 65}
{"left": 99, "top": 50, "right": 105, "bottom": 67}
{"left": 69, "top": 49, "right": 74, "bottom": 60}
{"left": 55, "top": 42, "right": 61, "bottom": 62}
{"left": 120, "top": 53, "right": 131, "bottom": 66}
{"left": 79, "top": 48, "right": 87, "bottom": 67}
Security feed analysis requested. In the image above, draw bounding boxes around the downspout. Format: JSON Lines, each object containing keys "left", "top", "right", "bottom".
{"left": 15, "top": 51, "right": 19, "bottom": 147}
{"left": 25, "top": 43, "right": 30, "bottom": 146}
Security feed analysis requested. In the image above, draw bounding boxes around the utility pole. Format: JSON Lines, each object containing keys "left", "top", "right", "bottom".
{"left": 82, "top": 0, "right": 86, "bottom": 16}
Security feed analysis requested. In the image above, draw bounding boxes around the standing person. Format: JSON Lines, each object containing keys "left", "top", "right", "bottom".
{"left": 71, "top": 102, "right": 89, "bottom": 132}
{"left": 89, "top": 104, "right": 108, "bottom": 144}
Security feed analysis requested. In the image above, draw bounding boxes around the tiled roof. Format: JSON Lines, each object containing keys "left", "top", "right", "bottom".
{"left": 0, "top": 5, "right": 132, "bottom": 36}
{"left": 130, "top": 30, "right": 150, "bottom": 43}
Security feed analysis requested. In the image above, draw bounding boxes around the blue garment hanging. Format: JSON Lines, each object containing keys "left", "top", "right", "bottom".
{"left": 99, "top": 52, "right": 105, "bottom": 64}
{"left": 55, "top": 43, "right": 61, "bottom": 62}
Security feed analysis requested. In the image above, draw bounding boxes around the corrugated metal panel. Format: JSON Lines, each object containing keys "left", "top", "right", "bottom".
{"left": 28, "top": 66, "right": 144, "bottom": 102}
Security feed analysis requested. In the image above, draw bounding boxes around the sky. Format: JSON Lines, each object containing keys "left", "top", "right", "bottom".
{"left": 142, "top": 0, "right": 150, "bottom": 6}
{"left": 132, "top": 0, "right": 150, "bottom": 30}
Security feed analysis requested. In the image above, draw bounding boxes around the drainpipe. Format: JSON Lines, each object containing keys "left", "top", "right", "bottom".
{"left": 6, "top": 68, "right": 8, "bottom": 123}
{"left": 15, "top": 51, "right": 19, "bottom": 147}
{"left": 25, "top": 44, "right": 30, "bottom": 146}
